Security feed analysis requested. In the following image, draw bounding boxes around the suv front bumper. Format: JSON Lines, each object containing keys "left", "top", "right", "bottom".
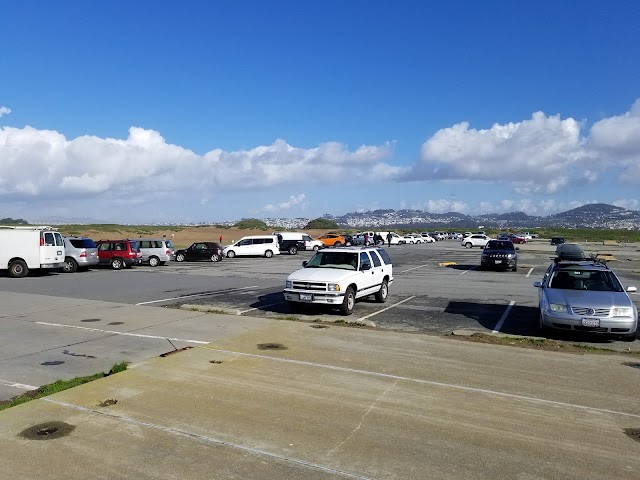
{"left": 284, "top": 289, "right": 345, "bottom": 305}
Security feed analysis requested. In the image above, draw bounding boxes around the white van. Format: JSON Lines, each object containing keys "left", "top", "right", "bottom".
{"left": 0, "top": 225, "right": 65, "bottom": 277}
{"left": 272, "top": 232, "right": 323, "bottom": 251}
{"left": 223, "top": 235, "right": 280, "bottom": 258}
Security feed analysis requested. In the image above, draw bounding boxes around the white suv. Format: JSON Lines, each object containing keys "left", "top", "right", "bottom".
{"left": 284, "top": 246, "right": 393, "bottom": 315}
{"left": 461, "top": 234, "right": 490, "bottom": 248}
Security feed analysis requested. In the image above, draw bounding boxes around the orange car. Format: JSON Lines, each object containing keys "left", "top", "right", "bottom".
{"left": 316, "top": 233, "right": 346, "bottom": 247}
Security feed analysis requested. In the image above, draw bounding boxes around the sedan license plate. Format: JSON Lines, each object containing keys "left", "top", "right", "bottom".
{"left": 581, "top": 318, "right": 600, "bottom": 327}
{"left": 299, "top": 293, "right": 313, "bottom": 301}
{"left": 494, "top": 259, "right": 503, "bottom": 263}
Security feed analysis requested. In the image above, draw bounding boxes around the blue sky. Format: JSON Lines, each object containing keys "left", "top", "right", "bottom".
{"left": 1, "top": 1, "right": 639, "bottom": 223}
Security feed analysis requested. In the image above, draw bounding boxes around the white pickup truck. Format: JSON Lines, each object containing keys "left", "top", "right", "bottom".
{"left": 284, "top": 246, "right": 393, "bottom": 315}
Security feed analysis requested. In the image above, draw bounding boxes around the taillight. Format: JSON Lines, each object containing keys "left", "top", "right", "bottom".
{"left": 79, "top": 251, "right": 87, "bottom": 258}
{"left": 40, "top": 238, "right": 44, "bottom": 246}
{"left": 166, "top": 250, "right": 170, "bottom": 255}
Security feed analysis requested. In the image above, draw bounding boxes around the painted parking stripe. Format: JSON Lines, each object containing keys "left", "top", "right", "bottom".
{"left": 0, "top": 379, "right": 38, "bottom": 390}
{"left": 238, "top": 301, "right": 288, "bottom": 315}
{"left": 136, "top": 286, "right": 260, "bottom": 305}
{"left": 357, "top": 296, "right": 416, "bottom": 321}
{"left": 400, "top": 264, "right": 430, "bottom": 274}
{"left": 43, "top": 398, "right": 373, "bottom": 480}
{"left": 200, "top": 347, "right": 640, "bottom": 419}
{"left": 35, "top": 322, "right": 210, "bottom": 345}
{"left": 526, "top": 267, "right": 534, "bottom": 278}
{"left": 491, "top": 301, "right": 515, "bottom": 334}
{"left": 460, "top": 266, "right": 477, "bottom": 275}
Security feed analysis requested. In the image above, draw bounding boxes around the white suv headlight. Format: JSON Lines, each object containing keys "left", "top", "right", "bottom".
{"left": 285, "top": 280, "right": 292, "bottom": 289}
{"left": 328, "top": 283, "right": 341, "bottom": 292}
{"left": 549, "top": 303, "right": 568, "bottom": 313}
{"left": 612, "top": 307, "right": 632, "bottom": 317}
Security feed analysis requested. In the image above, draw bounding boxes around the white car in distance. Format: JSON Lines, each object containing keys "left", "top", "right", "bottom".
{"left": 461, "top": 234, "right": 490, "bottom": 248}
{"left": 284, "top": 246, "right": 394, "bottom": 315}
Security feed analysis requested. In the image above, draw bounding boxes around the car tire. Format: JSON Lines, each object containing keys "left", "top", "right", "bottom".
{"left": 539, "top": 311, "right": 550, "bottom": 335}
{"left": 339, "top": 286, "right": 355, "bottom": 316}
{"left": 288, "top": 246, "right": 298, "bottom": 255}
{"left": 264, "top": 250, "right": 273, "bottom": 258}
{"left": 313, "top": 245, "right": 320, "bottom": 252}
{"left": 211, "top": 254, "right": 220, "bottom": 262}
{"left": 374, "top": 279, "right": 389, "bottom": 303}
{"left": 176, "top": 253, "right": 185, "bottom": 262}
{"left": 149, "top": 256, "right": 160, "bottom": 267}
{"left": 111, "top": 258, "right": 123, "bottom": 270}
{"left": 226, "top": 250, "right": 236, "bottom": 258}
{"left": 345, "top": 241, "right": 352, "bottom": 247}
{"left": 8, "top": 259, "right": 28, "bottom": 278}
{"left": 63, "top": 257, "right": 78, "bottom": 273}
{"left": 464, "top": 243, "right": 472, "bottom": 248}
{"left": 334, "top": 242, "right": 342, "bottom": 247}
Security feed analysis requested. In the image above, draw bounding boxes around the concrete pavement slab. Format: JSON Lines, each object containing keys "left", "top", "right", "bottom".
{"left": 1, "top": 318, "right": 639, "bottom": 479}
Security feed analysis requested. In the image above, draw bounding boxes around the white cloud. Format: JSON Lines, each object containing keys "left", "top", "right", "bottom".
{"left": 262, "top": 193, "right": 307, "bottom": 213}
{"left": 414, "top": 111, "right": 596, "bottom": 194}
{"left": 0, "top": 127, "right": 402, "bottom": 204}
{"left": 613, "top": 198, "right": 639, "bottom": 210}
{"left": 0, "top": 106, "right": 10, "bottom": 118}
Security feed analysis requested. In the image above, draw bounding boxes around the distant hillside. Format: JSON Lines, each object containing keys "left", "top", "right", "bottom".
{"left": 327, "top": 203, "right": 640, "bottom": 229}
{"left": 0, "top": 217, "right": 28, "bottom": 225}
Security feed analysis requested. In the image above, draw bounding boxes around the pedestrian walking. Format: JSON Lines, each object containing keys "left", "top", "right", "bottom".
{"left": 219, "top": 235, "right": 223, "bottom": 243}
{"left": 364, "top": 233, "right": 369, "bottom": 245}
{"left": 386, "top": 232, "right": 392, "bottom": 247}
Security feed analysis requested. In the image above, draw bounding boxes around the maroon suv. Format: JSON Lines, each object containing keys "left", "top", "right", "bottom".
{"left": 96, "top": 240, "right": 142, "bottom": 269}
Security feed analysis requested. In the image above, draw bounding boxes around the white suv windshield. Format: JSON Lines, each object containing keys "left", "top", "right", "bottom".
{"left": 306, "top": 251, "right": 358, "bottom": 270}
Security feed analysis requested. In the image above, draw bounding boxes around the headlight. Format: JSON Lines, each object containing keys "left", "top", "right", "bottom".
{"left": 507, "top": 254, "right": 514, "bottom": 258}
{"left": 612, "top": 307, "right": 632, "bottom": 317}
{"left": 549, "top": 303, "right": 568, "bottom": 313}
{"left": 328, "top": 283, "right": 341, "bottom": 292}
{"left": 285, "top": 280, "right": 292, "bottom": 289}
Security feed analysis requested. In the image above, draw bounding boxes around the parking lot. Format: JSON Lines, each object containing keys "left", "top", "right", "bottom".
{"left": 1, "top": 239, "right": 639, "bottom": 402}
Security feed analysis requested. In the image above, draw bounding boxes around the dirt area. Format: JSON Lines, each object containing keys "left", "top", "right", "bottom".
{"left": 57, "top": 226, "right": 334, "bottom": 249}
{"left": 450, "top": 332, "right": 640, "bottom": 355}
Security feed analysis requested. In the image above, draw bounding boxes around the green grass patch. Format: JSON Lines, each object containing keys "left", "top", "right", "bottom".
{"left": 0, "top": 362, "right": 128, "bottom": 412}
{"left": 274, "top": 315, "right": 302, "bottom": 322}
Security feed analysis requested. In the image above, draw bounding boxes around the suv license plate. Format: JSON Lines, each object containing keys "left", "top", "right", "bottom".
{"left": 581, "top": 318, "right": 600, "bottom": 327}
{"left": 299, "top": 293, "right": 313, "bottom": 301}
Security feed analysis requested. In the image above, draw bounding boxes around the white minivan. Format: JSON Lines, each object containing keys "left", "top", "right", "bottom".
{"left": 223, "top": 235, "right": 281, "bottom": 258}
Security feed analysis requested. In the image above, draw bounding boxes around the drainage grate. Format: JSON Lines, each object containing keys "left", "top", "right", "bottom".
{"left": 257, "top": 343, "right": 288, "bottom": 350}
{"left": 209, "top": 360, "right": 224, "bottom": 364}
{"left": 40, "top": 361, "right": 65, "bottom": 366}
{"left": 624, "top": 428, "right": 640, "bottom": 443}
{"left": 108, "top": 321, "right": 124, "bottom": 325}
{"left": 19, "top": 421, "right": 75, "bottom": 441}
{"left": 80, "top": 319, "right": 101, "bottom": 323}
{"left": 622, "top": 362, "right": 640, "bottom": 369}
{"left": 310, "top": 325, "right": 329, "bottom": 329}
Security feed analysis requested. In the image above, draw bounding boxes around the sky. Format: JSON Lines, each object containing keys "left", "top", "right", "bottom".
{"left": 1, "top": 0, "right": 640, "bottom": 224}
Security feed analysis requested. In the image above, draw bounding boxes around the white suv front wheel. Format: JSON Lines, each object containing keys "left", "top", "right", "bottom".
{"left": 339, "top": 286, "right": 355, "bottom": 316}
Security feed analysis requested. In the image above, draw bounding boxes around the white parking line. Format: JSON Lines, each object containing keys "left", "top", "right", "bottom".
{"left": 35, "top": 322, "right": 210, "bottom": 345}
{"left": 0, "top": 379, "right": 38, "bottom": 390}
{"left": 136, "top": 286, "right": 260, "bottom": 305}
{"left": 357, "top": 296, "right": 416, "bottom": 321}
{"left": 492, "top": 301, "right": 515, "bottom": 334}
{"left": 200, "top": 347, "right": 640, "bottom": 419}
{"left": 526, "top": 267, "right": 534, "bottom": 278}
{"left": 43, "top": 398, "right": 373, "bottom": 479}
{"left": 400, "top": 264, "right": 429, "bottom": 274}
{"left": 238, "top": 301, "right": 287, "bottom": 315}
{"left": 460, "top": 266, "right": 477, "bottom": 275}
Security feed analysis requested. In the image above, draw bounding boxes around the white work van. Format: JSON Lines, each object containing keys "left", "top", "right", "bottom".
{"left": 0, "top": 226, "right": 65, "bottom": 277}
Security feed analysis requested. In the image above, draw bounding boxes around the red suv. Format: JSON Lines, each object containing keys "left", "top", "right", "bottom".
{"left": 95, "top": 240, "right": 142, "bottom": 269}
